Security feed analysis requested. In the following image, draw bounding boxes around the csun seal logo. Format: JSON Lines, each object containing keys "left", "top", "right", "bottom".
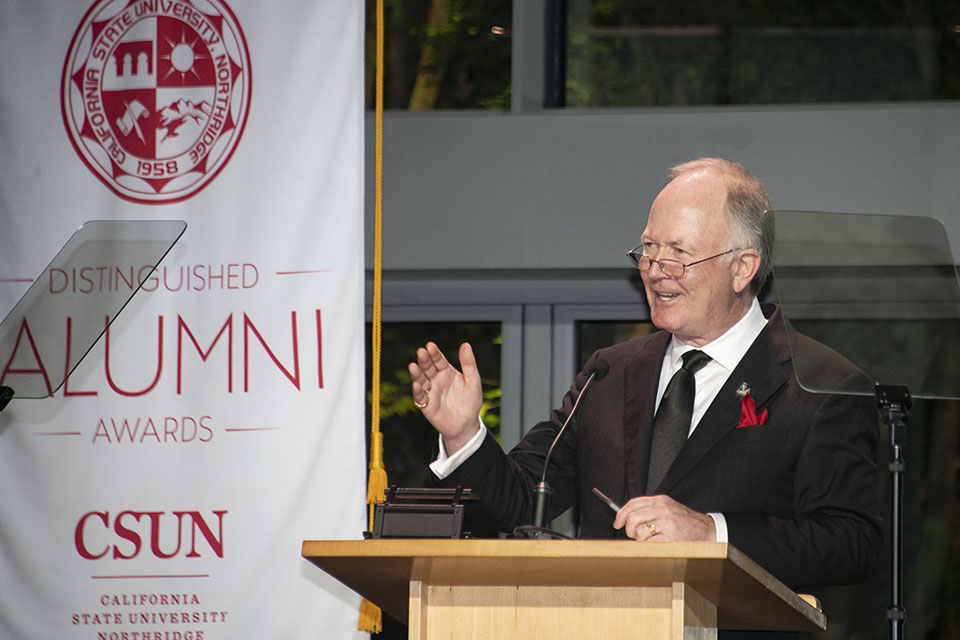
{"left": 61, "top": 0, "right": 251, "bottom": 204}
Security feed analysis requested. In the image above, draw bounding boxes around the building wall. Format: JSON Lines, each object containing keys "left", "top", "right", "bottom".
{"left": 365, "top": 104, "right": 960, "bottom": 272}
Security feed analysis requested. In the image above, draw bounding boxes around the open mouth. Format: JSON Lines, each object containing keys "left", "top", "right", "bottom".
{"left": 654, "top": 292, "right": 680, "bottom": 301}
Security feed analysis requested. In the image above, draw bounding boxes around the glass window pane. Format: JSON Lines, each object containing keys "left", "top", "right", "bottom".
{"left": 365, "top": 321, "right": 502, "bottom": 488}
{"left": 577, "top": 320, "right": 656, "bottom": 369}
{"left": 365, "top": 0, "right": 512, "bottom": 110}
{"left": 567, "top": 0, "right": 960, "bottom": 106}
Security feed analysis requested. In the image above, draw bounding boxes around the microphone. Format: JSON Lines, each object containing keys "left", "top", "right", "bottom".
{"left": 518, "top": 358, "right": 609, "bottom": 539}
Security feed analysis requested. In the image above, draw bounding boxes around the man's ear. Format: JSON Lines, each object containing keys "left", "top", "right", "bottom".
{"left": 731, "top": 249, "right": 761, "bottom": 294}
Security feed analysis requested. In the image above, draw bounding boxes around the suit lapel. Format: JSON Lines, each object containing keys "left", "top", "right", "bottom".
{"left": 622, "top": 331, "right": 670, "bottom": 498}
{"left": 655, "top": 308, "right": 791, "bottom": 494}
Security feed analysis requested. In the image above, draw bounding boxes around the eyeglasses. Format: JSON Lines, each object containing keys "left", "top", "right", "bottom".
{"left": 625, "top": 246, "right": 739, "bottom": 278}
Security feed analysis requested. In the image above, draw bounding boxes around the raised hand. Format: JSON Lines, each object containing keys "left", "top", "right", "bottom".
{"left": 408, "top": 341, "right": 484, "bottom": 454}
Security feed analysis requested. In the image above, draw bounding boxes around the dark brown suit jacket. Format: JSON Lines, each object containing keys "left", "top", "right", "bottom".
{"left": 437, "top": 305, "right": 882, "bottom": 591}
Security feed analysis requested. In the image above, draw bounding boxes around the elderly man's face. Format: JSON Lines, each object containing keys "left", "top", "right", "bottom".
{"left": 639, "top": 171, "right": 747, "bottom": 347}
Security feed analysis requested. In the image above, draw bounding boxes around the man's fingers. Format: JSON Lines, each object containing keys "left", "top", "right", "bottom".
{"left": 612, "top": 495, "right": 714, "bottom": 542}
{"left": 414, "top": 341, "right": 450, "bottom": 380}
{"left": 619, "top": 510, "right": 657, "bottom": 540}
{"left": 426, "top": 341, "right": 451, "bottom": 371}
{"left": 614, "top": 496, "right": 653, "bottom": 529}
{"left": 630, "top": 518, "right": 657, "bottom": 541}
{"left": 409, "top": 374, "right": 428, "bottom": 407}
{"left": 458, "top": 342, "right": 481, "bottom": 385}
{"left": 614, "top": 496, "right": 669, "bottom": 540}
{"left": 416, "top": 344, "right": 436, "bottom": 375}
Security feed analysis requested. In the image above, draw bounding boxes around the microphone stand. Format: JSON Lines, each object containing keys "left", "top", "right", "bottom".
{"left": 514, "top": 363, "right": 607, "bottom": 540}
{"left": 876, "top": 384, "right": 911, "bottom": 640}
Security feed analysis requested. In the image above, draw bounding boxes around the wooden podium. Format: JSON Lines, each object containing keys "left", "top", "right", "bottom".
{"left": 302, "top": 539, "right": 825, "bottom": 639}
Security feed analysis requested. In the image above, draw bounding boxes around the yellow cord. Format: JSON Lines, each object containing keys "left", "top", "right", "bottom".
{"left": 358, "top": 0, "right": 387, "bottom": 633}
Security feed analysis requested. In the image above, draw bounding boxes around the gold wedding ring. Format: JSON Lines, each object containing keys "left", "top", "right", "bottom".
{"left": 646, "top": 521, "right": 656, "bottom": 535}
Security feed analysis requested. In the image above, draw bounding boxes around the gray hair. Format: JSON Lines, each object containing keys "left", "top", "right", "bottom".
{"left": 669, "top": 158, "right": 773, "bottom": 295}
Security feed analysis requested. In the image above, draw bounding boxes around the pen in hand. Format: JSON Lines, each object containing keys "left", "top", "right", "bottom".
{"left": 591, "top": 487, "right": 621, "bottom": 513}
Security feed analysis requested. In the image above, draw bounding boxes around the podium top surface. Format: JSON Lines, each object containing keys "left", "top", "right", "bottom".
{"left": 301, "top": 539, "right": 825, "bottom": 632}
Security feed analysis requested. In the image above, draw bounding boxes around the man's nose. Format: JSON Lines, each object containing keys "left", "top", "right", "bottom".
{"left": 645, "top": 258, "right": 670, "bottom": 278}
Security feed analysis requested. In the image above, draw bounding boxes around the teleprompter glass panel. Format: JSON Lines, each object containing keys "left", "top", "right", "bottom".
{"left": 770, "top": 210, "right": 960, "bottom": 400}
{"left": 0, "top": 220, "right": 186, "bottom": 400}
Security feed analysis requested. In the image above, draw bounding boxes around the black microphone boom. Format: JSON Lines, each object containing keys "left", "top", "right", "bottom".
{"left": 524, "top": 358, "right": 609, "bottom": 538}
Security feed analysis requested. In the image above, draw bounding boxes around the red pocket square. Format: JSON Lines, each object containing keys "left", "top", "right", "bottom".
{"left": 737, "top": 393, "right": 768, "bottom": 428}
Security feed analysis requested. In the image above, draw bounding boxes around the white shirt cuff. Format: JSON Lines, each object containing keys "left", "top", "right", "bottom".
{"left": 429, "top": 420, "right": 487, "bottom": 480}
{"left": 708, "top": 512, "right": 728, "bottom": 542}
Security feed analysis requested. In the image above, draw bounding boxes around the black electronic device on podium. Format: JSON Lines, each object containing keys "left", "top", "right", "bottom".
{"left": 0, "top": 220, "right": 186, "bottom": 411}
{"left": 367, "top": 486, "right": 481, "bottom": 539}
{"left": 770, "top": 210, "right": 960, "bottom": 640}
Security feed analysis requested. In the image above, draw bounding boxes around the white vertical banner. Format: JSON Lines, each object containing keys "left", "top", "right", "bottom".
{"left": 0, "top": 2, "right": 367, "bottom": 639}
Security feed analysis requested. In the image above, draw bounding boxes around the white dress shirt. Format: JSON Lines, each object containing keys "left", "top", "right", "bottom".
{"left": 430, "top": 298, "right": 769, "bottom": 542}
{"left": 656, "top": 297, "right": 768, "bottom": 541}
{"left": 657, "top": 297, "right": 768, "bottom": 437}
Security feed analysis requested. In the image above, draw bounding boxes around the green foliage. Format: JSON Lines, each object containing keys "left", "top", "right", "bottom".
{"left": 478, "top": 386, "right": 501, "bottom": 430}
{"left": 567, "top": 0, "right": 960, "bottom": 106}
{"left": 366, "top": 0, "right": 512, "bottom": 110}
{"left": 367, "top": 0, "right": 960, "bottom": 110}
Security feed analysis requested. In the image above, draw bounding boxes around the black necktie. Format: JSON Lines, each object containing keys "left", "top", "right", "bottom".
{"left": 646, "top": 349, "right": 712, "bottom": 493}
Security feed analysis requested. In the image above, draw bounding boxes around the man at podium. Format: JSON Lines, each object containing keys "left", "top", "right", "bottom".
{"left": 408, "top": 158, "right": 882, "bottom": 592}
